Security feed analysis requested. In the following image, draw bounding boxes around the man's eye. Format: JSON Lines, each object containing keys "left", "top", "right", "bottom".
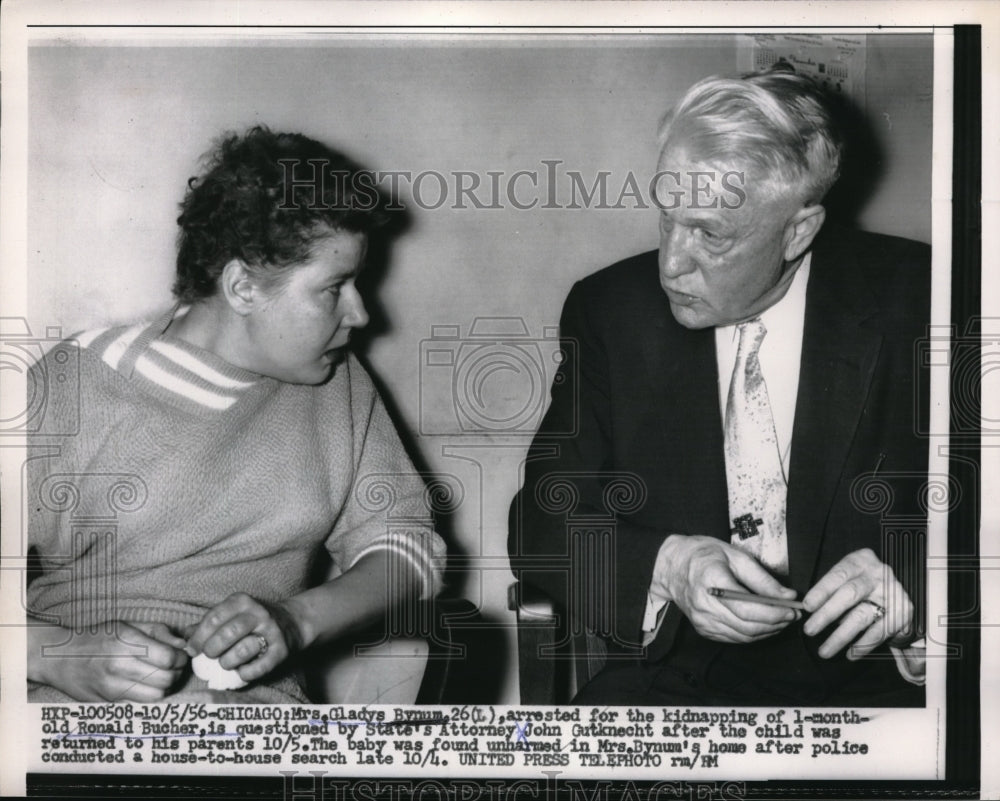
{"left": 326, "top": 286, "right": 342, "bottom": 299}
{"left": 699, "top": 228, "right": 718, "bottom": 241}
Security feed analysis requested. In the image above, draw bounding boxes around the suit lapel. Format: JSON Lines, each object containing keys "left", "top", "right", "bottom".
{"left": 786, "top": 232, "right": 883, "bottom": 592}
{"left": 641, "top": 304, "right": 731, "bottom": 542}
{"left": 633, "top": 234, "right": 883, "bottom": 593}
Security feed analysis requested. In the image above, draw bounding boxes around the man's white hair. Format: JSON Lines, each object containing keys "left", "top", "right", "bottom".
{"left": 659, "top": 70, "right": 844, "bottom": 205}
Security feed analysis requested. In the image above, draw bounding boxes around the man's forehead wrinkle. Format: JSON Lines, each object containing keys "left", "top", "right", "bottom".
{"left": 663, "top": 205, "right": 741, "bottom": 229}
{"left": 661, "top": 186, "right": 760, "bottom": 227}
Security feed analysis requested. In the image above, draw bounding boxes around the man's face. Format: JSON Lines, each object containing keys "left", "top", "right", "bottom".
{"left": 655, "top": 140, "right": 805, "bottom": 329}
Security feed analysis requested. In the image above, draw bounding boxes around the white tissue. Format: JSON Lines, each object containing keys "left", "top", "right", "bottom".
{"left": 191, "top": 653, "right": 248, "bottom": 690}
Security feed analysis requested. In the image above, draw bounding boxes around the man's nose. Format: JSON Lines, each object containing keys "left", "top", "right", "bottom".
{"left": 659, "top": 225, "right": 696, "bottom": 279}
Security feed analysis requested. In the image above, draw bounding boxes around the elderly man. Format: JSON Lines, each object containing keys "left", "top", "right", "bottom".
{"left": 509, "top": 70, "right": 928, "bottom": 706}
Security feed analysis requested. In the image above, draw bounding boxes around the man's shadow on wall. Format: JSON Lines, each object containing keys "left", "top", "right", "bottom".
{"left": 821, "top": 84, "right": 886, "bottom": 232}
{"left": 764, "top": 60, "right": 884, "bottom": 230}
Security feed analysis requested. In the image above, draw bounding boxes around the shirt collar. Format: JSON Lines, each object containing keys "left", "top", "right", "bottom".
{"left": 718, "top": 252, "right": 811, "bottom": 344}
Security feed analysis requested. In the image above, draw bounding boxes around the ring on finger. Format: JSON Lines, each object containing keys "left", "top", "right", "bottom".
{"left": 858, "top": 600, "right": 886, "bottom": 623}
{"left": 253, "top": 633, "right": 269, "bottom": 658}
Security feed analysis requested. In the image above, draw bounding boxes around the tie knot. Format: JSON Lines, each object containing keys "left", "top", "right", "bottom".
{"left": 736, "top": 319, "right": 767, "bottom": 359}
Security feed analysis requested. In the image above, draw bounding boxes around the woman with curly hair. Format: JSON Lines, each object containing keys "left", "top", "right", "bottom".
{"left": 26, "top": 127, "right": 444, "bottom": 703}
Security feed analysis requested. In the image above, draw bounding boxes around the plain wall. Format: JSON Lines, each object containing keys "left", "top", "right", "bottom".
{"left": 25, "top": 34, "right": 932, "bottom": 703}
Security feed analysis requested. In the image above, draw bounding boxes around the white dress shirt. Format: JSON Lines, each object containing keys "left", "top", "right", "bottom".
{"left": 714, "top": 256, "right": 809, "bottom": 479}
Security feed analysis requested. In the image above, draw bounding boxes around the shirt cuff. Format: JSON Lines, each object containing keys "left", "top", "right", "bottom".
{"left": 642, "top": 593, "right": 671, "bottom": 646}
{"left": 890, "top": 640, "right": 926, "bottom": 685}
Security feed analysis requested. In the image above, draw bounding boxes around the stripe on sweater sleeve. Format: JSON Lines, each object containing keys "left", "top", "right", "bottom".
{"left": 347, "top": 530, "right": 443, "bottom": 600}
{"left": 323, "top": 357, "right": 446, "bottom": 600}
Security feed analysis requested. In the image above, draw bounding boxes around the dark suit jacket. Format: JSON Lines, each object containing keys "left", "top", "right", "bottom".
{"left": 509, "top": 224, "right": 930, "bottom": 705}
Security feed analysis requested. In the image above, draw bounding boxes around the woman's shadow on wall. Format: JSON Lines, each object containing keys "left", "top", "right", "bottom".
{"left": 312, "top": 193, "right": 507, "bottom": 704}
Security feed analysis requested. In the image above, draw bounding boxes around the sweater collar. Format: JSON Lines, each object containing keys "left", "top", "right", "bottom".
{"left": 117, "top": 305, "right": 272, "bottom": 412}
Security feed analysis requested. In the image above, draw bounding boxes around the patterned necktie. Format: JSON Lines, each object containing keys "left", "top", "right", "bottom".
{"left": 723, "top": 319, "right": 789, "bottom": 575}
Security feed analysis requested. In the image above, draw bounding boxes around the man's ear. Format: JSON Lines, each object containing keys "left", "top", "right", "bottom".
{"left": 219, "top": 259, "right": 258, "bottom": 316}
{"left": 783, "top": 204, "right": 826, "bottom": 263}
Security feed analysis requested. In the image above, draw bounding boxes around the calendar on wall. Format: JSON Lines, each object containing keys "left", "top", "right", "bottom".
{"left": 737, "top": 34, "right": 866, "bottom": 107}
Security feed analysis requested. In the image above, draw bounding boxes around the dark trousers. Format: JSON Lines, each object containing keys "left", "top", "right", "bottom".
{"left": 574, "top": 623, "right": 924, "bottom": 707}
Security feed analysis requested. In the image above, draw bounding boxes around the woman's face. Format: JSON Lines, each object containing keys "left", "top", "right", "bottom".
{"left": 243, "top": 230, "right": 369, "bottom": 384}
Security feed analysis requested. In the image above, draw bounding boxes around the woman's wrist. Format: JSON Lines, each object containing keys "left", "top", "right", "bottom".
{"left": 273, "top": 597, "right": 312, "bottom": 653}
{"left": 27, "top": 619, "right": 62, "bottom": 686}
{"left": 280, "top": 552, "right": 412, "bottom": 652}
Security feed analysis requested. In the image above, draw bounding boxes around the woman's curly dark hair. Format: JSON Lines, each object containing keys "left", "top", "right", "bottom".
{"left": 174, "top": 126, "right": 390, "bottom": 302}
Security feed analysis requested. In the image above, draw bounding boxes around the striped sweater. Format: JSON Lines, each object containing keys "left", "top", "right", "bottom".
{"left": 27, "top": 306, "right": 444, "bottom": 702}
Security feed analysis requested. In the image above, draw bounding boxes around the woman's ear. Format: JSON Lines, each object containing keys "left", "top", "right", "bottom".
{"left": 783, "top": 204, "right": 827, "bottom": 263}
{"left": 219, "top": 259, "right": 257, "bottom": 316}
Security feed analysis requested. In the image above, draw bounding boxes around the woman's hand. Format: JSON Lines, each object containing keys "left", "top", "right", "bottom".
{"left": 28, "top": 620, "right": 189, "bottom": 702}
{"left": 183, "top": 552, "right": 425, "bottom": 684}
{"left": 184, "top": 593, "right": 303, "bottom": 683}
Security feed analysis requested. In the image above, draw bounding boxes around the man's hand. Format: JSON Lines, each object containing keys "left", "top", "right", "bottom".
{"left": 184, "top": 593, "right": 303, "bottom": 683}
{"left": 653, "top": 534, "right": 800, "bottom": 643}
{"left": 29, "top": 621, "right": 189, "bottom": 702}
{"left": 802, "top": 548, "right": 914, "bottom": 659}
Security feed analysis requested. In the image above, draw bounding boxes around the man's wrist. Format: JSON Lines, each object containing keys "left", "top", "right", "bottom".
{"left": 653, "top": 534, "right": 688, "bottom": 602}
{"left": 890, "top": 640, "right": 926, "bottom": 685}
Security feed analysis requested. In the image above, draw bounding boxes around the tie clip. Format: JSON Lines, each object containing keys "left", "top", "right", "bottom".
{"left": 731, "top": 513, "right": 763, "bottom": 540}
